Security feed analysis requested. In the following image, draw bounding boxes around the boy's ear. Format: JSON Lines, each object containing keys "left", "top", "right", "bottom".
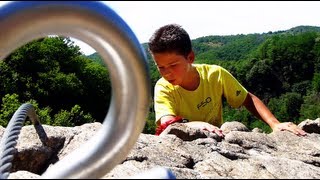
{"left": 187, "top": 50, "right": 195, "bottom": 63}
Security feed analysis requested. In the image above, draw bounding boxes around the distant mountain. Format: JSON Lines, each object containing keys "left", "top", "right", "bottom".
{"left": 86, "top": 52, "right": 105, "bottom": 66}
{"left": 272, "top": 25, "right": 320, "bottom": 35}
{"left": 191, "top": 25, "right": 320, "bottom": 62}
{"left": 86, "top": 25, "right": 320, "bottom": 63}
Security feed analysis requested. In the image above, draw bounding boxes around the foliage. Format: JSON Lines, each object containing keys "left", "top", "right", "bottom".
{"left": 53, "top": 104, "right": 95, "bottom": 127}
{"left": 268, "top": 92, "right": 304, "bottom": 124}
{"left": 86, "top": 53, "right": 105, "bottom": 66}
{"left": 245, "top": 58, "right": 283, "bottom": 100}
{"left": 143, "top": 111, "right": 156, "bottom": 134}
{"left": 0, "top": 93, "right": 94, "bottom": 127}
{"left": 0, "top": 94, "right": 21, "bottom": 126}
{"left": 194, "top": 34, "right": 266, "bottom": 62}
{"left": 312, "top": 73, "right": 320, "bottom": 92}
{"left": 2, "top": 26, "right": 320, "bottom": 134}
{"left": 223, "top": 104, "right": 251, "bottom": 127}
{"left": 300, "top": 92, "right": 320, "bottom": 120}
{"left": 0, "top": 36, "right": 107, "bottom": 126}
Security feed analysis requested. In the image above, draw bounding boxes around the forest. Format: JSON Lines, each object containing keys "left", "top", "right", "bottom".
{"left": 1, "top": 25, "right": 320, "bottom": 134}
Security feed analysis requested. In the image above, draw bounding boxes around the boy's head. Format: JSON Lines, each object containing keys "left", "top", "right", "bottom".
{"left": 148, "top": 24, "right": 195, "bottom": 86}
{"left": 148, "top": 24, "right": 192, "bottom": 58}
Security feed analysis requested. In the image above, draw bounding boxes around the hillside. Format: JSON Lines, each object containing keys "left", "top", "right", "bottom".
{"left": 84, "top": 25, "right": 320, "bottom": 134}
{"left": 1, "top": 25, "right": 319, "bottom": 138}
{"left": 86, "top": 25, "right": 320, "bottom": 63}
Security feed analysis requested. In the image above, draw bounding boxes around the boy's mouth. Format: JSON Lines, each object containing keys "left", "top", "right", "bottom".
{"left": 168, "top": 79, "right": 176, "bottom": 84}
{"left": 165, "top": 78, "right": 173, "bottom": 82}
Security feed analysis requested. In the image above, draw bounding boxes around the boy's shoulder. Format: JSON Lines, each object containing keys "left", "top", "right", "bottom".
{"left": 155, "top": 78, "right": 177, "bottom": 92}
{"left": 194, "top": 63, "right": 222, "bottom": 68}
{"left": 194, "top": 63, "right": 224, "bottom": 73}
{"left": 156, "top": 77, "right": 167, "bottom": 84}
{"left": 155, "top": 77, "right": 174, "bottom": 88}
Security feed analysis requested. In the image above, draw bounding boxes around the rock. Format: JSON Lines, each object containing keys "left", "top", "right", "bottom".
{"left": 1, "top": 119, "right": 320, "bottom": 179}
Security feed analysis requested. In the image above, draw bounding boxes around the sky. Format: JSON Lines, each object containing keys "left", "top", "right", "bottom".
{"left": 1, "top": 1, "right": 320, "bottom": 56}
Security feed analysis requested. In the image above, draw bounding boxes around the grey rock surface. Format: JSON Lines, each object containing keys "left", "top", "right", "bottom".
{"left": 1, "top": 119, "right": 319, "bottom": 179}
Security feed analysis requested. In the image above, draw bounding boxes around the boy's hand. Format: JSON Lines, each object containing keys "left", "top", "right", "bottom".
{"left": 272, "top": 122, "right": 307, "bottom": 136}
{"left": 185, "top": 121, "right": 224, "bottom": 137}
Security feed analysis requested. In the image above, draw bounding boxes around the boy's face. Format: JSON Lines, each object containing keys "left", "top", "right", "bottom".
{"left": 152, "top": 52, "right": 194, "bottom": 86}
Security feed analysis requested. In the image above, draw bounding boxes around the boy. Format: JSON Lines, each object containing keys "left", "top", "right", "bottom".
{"left": 148, "top": 23, "right": 306, "bottom": 137}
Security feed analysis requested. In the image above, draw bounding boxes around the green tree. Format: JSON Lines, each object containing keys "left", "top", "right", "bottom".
{"left": 0, "top": 94, "right": 52, "bottom": 126}
{"left": 0, "top": 94, "right": 21, "bottom": 126}
{"left": 268, "top": 92, "right": 303, "bottom": 124}
{"left": 76, "top": 61, "right": 111, "bottom": 122}
{"left": 1, "top": 36, "right": 110, "bottom": 125}
{"left": 300, "top": 92, "right": 320, "bottom": 120}
{"left": 312, "top": 73, "right": 320, "bottom": 92}
{"left": 245, "top": 59, "right": 282, "bottom": 100}
{"left": 53, "top": 104, "right": 95, "bottom": 127}
{"left": 253, "top": 33, "right": 317, "bottom": 93}
{"left": 143, "top": 111, "right": 156, "bottom": 134}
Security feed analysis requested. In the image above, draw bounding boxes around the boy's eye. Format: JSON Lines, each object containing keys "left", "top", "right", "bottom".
{"left": 158, "top": 63, "right": 177, "bottom": 70}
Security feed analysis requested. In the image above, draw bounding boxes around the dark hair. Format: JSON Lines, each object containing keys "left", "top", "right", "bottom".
{"left": 148, "top": 24, "right": 192, "bottom": 58}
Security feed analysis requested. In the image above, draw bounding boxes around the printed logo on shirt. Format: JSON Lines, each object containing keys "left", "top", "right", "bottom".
{"left": 236, "top": 90, "right": 241, "bottom": 96}
{"left": 197, "top": 97, "right": 212, "bottom": 110}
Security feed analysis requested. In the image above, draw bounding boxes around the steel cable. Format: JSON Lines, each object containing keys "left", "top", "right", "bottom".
{"left": 0, "top": 103, "right": 39, "bottom": 179}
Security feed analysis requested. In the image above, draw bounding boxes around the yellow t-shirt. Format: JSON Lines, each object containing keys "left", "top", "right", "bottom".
{"left": 154, "top": 64, "right": 248, "bottom": 126}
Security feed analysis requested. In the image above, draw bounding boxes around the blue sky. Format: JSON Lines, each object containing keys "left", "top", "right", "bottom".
{"left": 1, "top": 1, "right": 320, "bottom": 55}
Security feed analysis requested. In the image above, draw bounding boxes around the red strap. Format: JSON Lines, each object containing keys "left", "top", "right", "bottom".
{"left": 155, "top": 116, "right": 183, "bottom": 136}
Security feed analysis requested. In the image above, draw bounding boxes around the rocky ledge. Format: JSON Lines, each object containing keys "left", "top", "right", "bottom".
{"left": 2, "top": 118, "right": 320, "bottom": 179}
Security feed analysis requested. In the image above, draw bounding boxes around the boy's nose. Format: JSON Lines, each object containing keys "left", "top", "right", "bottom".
{"left": 161, "top": 68, "right": 172, "bottom": 76}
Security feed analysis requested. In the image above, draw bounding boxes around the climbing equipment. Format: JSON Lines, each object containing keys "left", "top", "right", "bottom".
{"left": 0, "top": 1, "right": 175, "bottom": 179}
{"left": 0, "top": 104, "right": 39, "bottom": 179}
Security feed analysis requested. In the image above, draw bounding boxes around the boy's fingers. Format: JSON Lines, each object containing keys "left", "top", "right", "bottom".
{"left": 212, "top": 129, "right": 224, "bottom": 137}
{"left": 285, "top": 123, "right": 307, "bottom": 136}
{"left": 202, "top": 126, "right": 224, "bottom": 137}
{"left": 293, "top": 128, "right": 307, "bottom": 136}
{"left": 278, "top": 123, "right": 307, "bottom": 136}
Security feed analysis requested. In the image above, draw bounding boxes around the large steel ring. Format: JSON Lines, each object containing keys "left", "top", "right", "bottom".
{"left": 0, "top": 1, "right": 150, "bottom": 179}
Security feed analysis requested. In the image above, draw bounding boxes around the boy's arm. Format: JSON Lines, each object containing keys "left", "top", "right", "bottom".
{"left": 155, "top": 115, "right": 184, "bottom": 136}
{"left": 242, "top": 92, "right": 306, "bottom": 136}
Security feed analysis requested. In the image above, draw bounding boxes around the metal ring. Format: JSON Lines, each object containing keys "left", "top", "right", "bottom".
{"left": 0, "top": 1, "right": 150, "bottom": 178}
